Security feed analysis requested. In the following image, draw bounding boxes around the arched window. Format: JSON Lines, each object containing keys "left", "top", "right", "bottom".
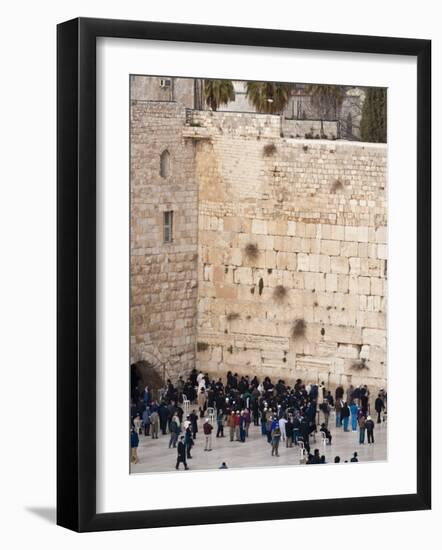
{"left": 160, "top": 149, "right": 170, "bottom": 178}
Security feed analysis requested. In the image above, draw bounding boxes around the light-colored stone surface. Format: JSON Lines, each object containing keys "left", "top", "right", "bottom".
{"left": 131, "top": 411, "right": 387, "bottom": 474}
{"left": 130, "top": 77, "right": 388, "bottom": 391}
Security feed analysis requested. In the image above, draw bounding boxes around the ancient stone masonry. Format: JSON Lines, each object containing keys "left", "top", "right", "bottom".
{"left": 130, "top": 99, "right": 198, "bottom": 377}
{"left": 131, "top": 80, "right": 387, "bottom": 391}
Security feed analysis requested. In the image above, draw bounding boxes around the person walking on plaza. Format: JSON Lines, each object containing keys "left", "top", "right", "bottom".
{"left": 358, "top": 414, "right": 366, "bottom": 444}
{"left": 142, "top": 406, "right": 151, "bottom": 436}
{"left": 285, "top": 416, "right": 293, "bottom": 447}
{"left": 216, "top": 409, "right": 225, "bottom": 437}
{"left": 203, "top": 418, "right": 213, "bottom": 451}
{"left": 184, "top": 425, "right": 193, "bottom": 459}
{"left": 228, "top": 411, "right": 236, "bottom": 442}
{"left": 341, "top": 401, "right": 350, "bottom": 432}
{"left": 319, "top": 399, "right": 331, "bottom": 428}
{"left": 335, "top": 398, "right": 343, "bottom": 428}
{"left": 271, "top": 424, "right": 281, "bottom": 457}
{"left": 234, "top": 410, "right": 241, "bottom": 442}
{"left": 168, "top": 415, "right": 180, "bottom": 448}
{"left": 150, "top": 409, "right": 159, "bottom": 439}
{"left": 279, "top": 415, "right": 287, "bottom": 443}
{"left": 320, "top": 423, "right": 332, "bottom": 445}
{"left": 133, "top": 414, "right": 142, "bottom": 435}
{"left": 350, "top": 401, "right": 358, "bottom": 432}
{"left": 239, "top": 411, "right": 246, "bottom": 442}
{"left": 244, "top": 408, "right": 251, "bottom": 437}
{"left": 197, "top": 387, "right": 207, "bottom": 419}
{"left": 130, "top": 427, "right": 139, "bottom": 464}
{"left": 176, "top": 436, "right": 189, "bottom": 470}
{"left": 366, "top": 415, "right": 375, "bottom": 444}
{"left": 375, "top": 394, "right": 385, "bottom": 424}
{"left": 189, "top": 409, "right": 198, "bottom": 439}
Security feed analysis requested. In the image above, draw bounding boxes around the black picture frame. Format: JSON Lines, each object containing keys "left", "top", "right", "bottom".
{"left": 57, "top": 17, "right": 431, "bottom": 532}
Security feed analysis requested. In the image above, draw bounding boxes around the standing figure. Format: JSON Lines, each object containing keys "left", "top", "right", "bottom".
{"left": 203, "top": 419, "right": 213, "bottom": 451}
{"left": 366, "top": 415, "right": 375, "bottom": 444}
{"left": 189, "top": 409, "right": 198, "bottom": 439}
{"left": 341, "top": 402, "right": 350, "bottom": 432}
{"left": 358, "top": 415, "right": 366, "bottom": 444}
{"left": 142, "top": 406, "right": 151, "bottom": 436}
{"left": 216, "top": 409, "right": 225, "bottom": 437}
{"left": 176, "top": 436, "right": 189, "bottom": 470}
{"left": 239, "top": 411, "right": 246, "bottom": 442}
{"left": 375, "top": 394, "right": 385, "bottom": 424}
{"left": 350, "top": 401, "right": 358, "bottom": 432}
{"left": 197, "top": 387, "right": 207, "bottom": 418}
{"left": 130, "top": 428, "right": 139, "bottom": 464}
{"left": 271, "top": 425, "right": 281, "bottom": 457}
{"left": 150, "top": 410, "right": 160, "bottom": 439}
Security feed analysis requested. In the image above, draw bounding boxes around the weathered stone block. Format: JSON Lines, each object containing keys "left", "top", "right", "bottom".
{"left": 252, "top": 219, "right": 268, "bottom": 235}
{"left": 321, "top": 239, "right": 341, "bottom": 256}
{"left": 362, "top": 328, "right": 386, "bottom": 347}
{"left": 330, "top": 256, "right": 349, "bottom": 274}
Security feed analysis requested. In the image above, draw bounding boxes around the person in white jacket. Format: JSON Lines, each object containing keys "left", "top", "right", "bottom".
{"left": 278, "top": 416, "right": 287, "bottom": 442}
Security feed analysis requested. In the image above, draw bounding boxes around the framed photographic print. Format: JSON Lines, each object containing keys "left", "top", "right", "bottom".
{"left": 57, "top": 17, "right": 431, "bottom": 532}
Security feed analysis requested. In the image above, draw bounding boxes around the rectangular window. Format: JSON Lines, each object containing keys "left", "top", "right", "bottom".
{"left": 163, "top": 211, "right": 173, "bottom": 243}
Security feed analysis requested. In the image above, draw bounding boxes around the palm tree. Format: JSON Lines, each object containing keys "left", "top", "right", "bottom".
{"left": 305, "top": 84, "right": 345, "bottom": 121}
{"left": 245, "top": 81, "right": 292, "bottom": 114}
{"left": 204, "top": 80, "right": 235, "bottom": 111}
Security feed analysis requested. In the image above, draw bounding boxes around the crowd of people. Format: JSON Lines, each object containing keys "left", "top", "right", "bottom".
{"left": 130, "top": 369, "right": 387, "bottom": 469}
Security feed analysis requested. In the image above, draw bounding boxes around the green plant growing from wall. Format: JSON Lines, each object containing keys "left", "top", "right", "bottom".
{"left": 330, "top": 179, "right": 344, "bottom": 193}
{"left": 197, "top": 342, "right": 209, "bottom": 352}
{"left": 291, "top": 318, "right": 307, "bottom": 340}
{"left": 273, "top": 285, "right": 287, "bottom": 302}
{"left": 244, "top": 243, "right": 259, "bottom": 260}
{"left": 263, "top": 143, "right": 277, "bottom": 157}
{"left": 226, "top": 312, "right": 240, "bottom": 322}
{"left": 351, "top": 358, "right": 369, "bottom": 370}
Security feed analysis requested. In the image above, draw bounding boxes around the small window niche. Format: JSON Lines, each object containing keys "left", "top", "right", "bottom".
{"left": 163, "top": 211, "right": 173, "bottom": 243}
{"left": 160, "top": 149, "right": 171, "bottom": 178}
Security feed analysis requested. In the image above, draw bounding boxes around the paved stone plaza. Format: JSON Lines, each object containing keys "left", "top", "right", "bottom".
{"left": 131, "top": 412, "right": 387, "bottom": 474}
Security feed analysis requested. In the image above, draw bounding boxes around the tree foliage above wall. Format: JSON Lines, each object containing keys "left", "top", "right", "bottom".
{"left": 360, "top": 88, "right": 387, "bottom": 143}
{"left": 204, "top": 80, "right": 235, "bottom": 111}
{"left": 246, "top": 81, "right": 292, "bottom": 114}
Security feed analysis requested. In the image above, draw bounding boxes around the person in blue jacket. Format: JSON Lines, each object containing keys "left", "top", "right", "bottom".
{"left": 130, "top": 427, "right": 139, "bottom": 464}
{"left": 350, "top": 401, "right": 359, "bottom": 431}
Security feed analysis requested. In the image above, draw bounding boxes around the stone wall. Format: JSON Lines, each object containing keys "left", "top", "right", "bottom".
{"left": 130, "top": 99, "right": 198, "bottom": 377}
{"left": 193, "top": 110, "right": 387, "bottom": 391}
{"left": 130, "top": 92, "right": 388, "bottom": 392}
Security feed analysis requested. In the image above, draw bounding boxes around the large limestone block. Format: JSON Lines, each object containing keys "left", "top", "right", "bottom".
{"left": 362, "top": 328, "right": 387, "bottom": 347}
{"left": 234, "top": 267, "right": 253, "bottom": 285}
{"left": 377, "top": 244, "right": 388, "bottom": 260}
{"left": 331, "top": 256, "right": 349, "bottom": 274}
{"left": 297, "top": 253, "right": 309, "bottom": 272}
{"left": 323, "top": 325, "right": 362, "bottom": 345}
{"left": 321, "top": 239, "right": 341, "bottom": 256}
{"left": 326, "top": 273, "right": 338, "bottom": 292}
{"left": 358, "top": 276, "right": 371, "bottom": 295}
{"left": 370, "top": 277, "right": 384, "bottom": 296}
{"left": 252, "top": 219, "right": 268, "bottom": 235}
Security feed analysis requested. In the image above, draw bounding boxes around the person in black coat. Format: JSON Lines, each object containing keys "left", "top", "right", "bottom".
{"left": 375, "top": 394, "right": 385, "bottom": 423}
{"left": 365, "top": 416, "right": 375, "bottom": 444}
{"left": 189, "top": 410, "right": 198, "bottom": 439}
{"left": 176, "top": 436, "right": 189, "bottom": 470}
